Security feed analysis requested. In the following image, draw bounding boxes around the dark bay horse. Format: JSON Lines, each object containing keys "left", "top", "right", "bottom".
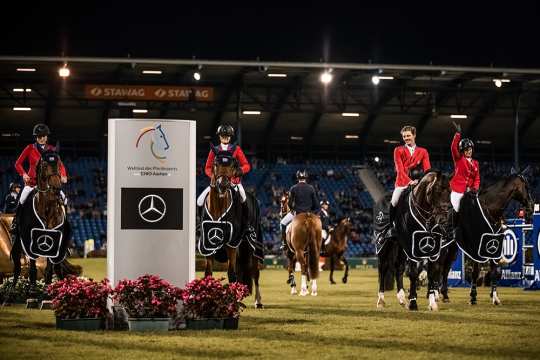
{"left": 280, "top": 192, "right": 322, "bottom": 296}
{"left": 393, "top": 170, "right": 451, "bottom": 311}
{"left": 439, "top": 169, "right": 534, "bottom": 305}
{"left": 7, "top": 152, "right": 79, "bottom": 302}
{"left": 324, "top": 217, "right": 352, "bottom": 285}
{"left": 199, "top": 147, "right": 263, "bottom": 308}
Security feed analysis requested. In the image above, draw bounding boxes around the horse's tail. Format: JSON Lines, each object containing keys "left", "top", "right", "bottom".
{"left": 60, "top": 259, "right": 83, "bottom": 277}
{"left": 304, "top": 213, "right": 320, "bottom": 280}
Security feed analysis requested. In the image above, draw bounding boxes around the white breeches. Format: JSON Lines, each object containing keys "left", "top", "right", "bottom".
{"left": 19, "top": 185, "right": 66, "bottom": 205}
{"left": 196, "top": 183, "right": 246, "bottom": 207}
{"left": 450, "top": 191, "right": 464, "bottom": 212}
{"left": 391, "top": 186, "right": 407, "bottom": 207}
{"left": 280, "top": 212, "right": 294, "bottom": 227}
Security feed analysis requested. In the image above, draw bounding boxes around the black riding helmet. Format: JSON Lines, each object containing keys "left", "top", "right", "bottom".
{"left": 9, "top": 182, "right": 21, "bottom": 191}
{"left": 216, "top": 124, "right": 235, "bottom": 137}
{"left": 458, "top": 138, "right": 474, "bottom": 153}
{"left": 320, "top": 200, "right": 330, "bottom": 206}
{"left": 296, "top": 169, "right": 308, "bottom": 180}
{"left": 33, "top": 123, "right": 50, "bottom": 137}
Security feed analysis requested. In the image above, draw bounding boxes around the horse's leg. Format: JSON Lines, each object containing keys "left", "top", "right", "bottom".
{"left": 287, "top": 252, "right": 297, "bottom": 295}
{"left": 296, "top": 249, "right": 308, "bottom": 296}
{"left": 341, "top": 253, "right": 349, "bottom": 284}
{"left": 441, "top": 244, "right": 458, "bottom": 303}
{"left": 427, "top": 261, "right": 440, "bottom": 311}
{"left": 490, "top": 262, "right": 501, "bottom": 305}
{"left": 395, "top": 246, "right": 407, "bottom": 306}
{"left": 470, "top": 262, "right": 480, "bottom": 305}
{"left": 329, "top": 254, "right": 336, "bottom": 284}
{"left": 44, "top": 260, "right": 53, "bottom": 284}
{"left": 377, "top": 250, "right": 387, "bottom": 308}
{"left": 253, "top": 260, "right": 263, "bottom": 308}
{"left": 204, "top": 256, "right": 214, "bottom": 278}
{"left": 28, "top": 259, "right": 38, "bottom": 298}
{"left": 408, "top": 260, "right": 419, "bottom": 311}
{"left": 226, "top": 247, "right": 237, "bottom": 283}
{"left": 4, "top": 243, "right": 22, "bottom": 304}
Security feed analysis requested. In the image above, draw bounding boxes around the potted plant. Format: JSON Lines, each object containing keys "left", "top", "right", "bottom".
{"left": 114, "top": 274, "right": 182, "bottom": 331}
{"left": 181, "top": 276, "right": 249, "bottom": 330}
{"left": 47, "top": 276, "right": 112, "bottom": 330}
{"left": 0, "top": 277, "right": 47, "bottom": 304}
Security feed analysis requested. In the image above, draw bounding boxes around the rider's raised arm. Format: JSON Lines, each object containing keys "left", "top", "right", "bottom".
{"left": 451, "top": 132, "right": 462, "bottom": 162}
{"left": 204, "top": 150, "right": 215, "bottom": 178}
{"left": 14, "top": 145, "right": 32, "bottom": 177}
{"left": 235, "top": 147, "right": 251, "bottom": 175}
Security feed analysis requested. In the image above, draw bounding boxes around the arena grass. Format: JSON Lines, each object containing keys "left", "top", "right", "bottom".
{"left": 1, "top": 259, "right": 539, "bottom": 360}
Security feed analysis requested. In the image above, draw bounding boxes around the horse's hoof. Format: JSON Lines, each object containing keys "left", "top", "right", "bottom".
{"left": 342, "top": 277, "right": 348, "bottom": 284}
{"left": 376, "top": 299, "right": 385, "bottom": 309}
{"left": 255, "top": 303, "right": 264, "bottom": 309}
{"left": 408, "top": 300, "right": 418, "bottom": 311}
{"left": 311, "top": 291, "right": 318, "bottom": 297}
{"left": 330, "top": 280, "right": 336, "bottom": 285}
{"left": 290, "top": 287, "right": 297, "bottom": 295}
{"left": 396, "top": 289, "right": 407, "bottom": 307}
{"left": 469, "top": 299, "right": 477, "bottom": 305}
{"left": 442, "top": 297, "right": 450, "bottom": 303}
{"left": 299, "top": 289, "right": 308, "bottom": 296}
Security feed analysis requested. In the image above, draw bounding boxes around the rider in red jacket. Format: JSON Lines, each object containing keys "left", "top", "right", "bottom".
{"left": 197, "top": 124, "right": 251, "bottom": 207}
{"left": 449, "top": 122, "right": 480, "bottom": 213}
{"left": 11, "top": 124, "right": 68, "bottom": 239}
{"left": 390, "top": 125, "right": 431, "bottom": 223}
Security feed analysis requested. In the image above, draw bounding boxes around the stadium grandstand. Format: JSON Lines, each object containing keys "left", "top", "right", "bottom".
{"left": 1, "top": 56, "right": 540, "bottom": 257}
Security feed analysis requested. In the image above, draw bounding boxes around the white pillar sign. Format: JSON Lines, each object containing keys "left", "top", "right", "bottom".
{"left": 107, "top": 119, "right": 196, "bottom": 288}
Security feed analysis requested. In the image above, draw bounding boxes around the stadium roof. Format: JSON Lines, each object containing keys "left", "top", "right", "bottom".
{"left": 1, "top": 56, "right": 540, "bottom": 157}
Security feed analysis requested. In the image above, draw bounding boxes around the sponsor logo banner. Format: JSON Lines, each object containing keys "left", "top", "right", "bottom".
{"left": 85, "top": 85, "right": 213, "bottom": 101}
{"left": 121, "top": 187, "right": 183, "bottom": 230}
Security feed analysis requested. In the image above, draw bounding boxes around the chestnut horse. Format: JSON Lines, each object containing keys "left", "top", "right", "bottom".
{"left": 323, "top": 217, "right": 352, "bottom": 285}
{"left": 280, "top": 192, "right": 322, "bottom": 296}
{"left": 201, "top": 148, "right": 263, "bottom": 308}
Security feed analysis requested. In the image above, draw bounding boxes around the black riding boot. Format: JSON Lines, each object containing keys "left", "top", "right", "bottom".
{"left": 279, "top": 225, "right": 287, "bottom": 251}
{"left": 451, "top": 210, "right": 459, "bottom": 242}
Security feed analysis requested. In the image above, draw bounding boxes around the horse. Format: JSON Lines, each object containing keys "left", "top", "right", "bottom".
{"left": 393, "top": 170, "right": 451, "bottom": 311}
{"left": 439, "top": 168, "right": 534, "bottom": 306}
{"left": 373, "top": 193, "right": 407, "bottom": 308}
{"left": 6, "top": 151, "right": 79, "bottom": 303}
{"left": 281, "top": 192, "right": 322, "bottom": 296}
{"left": 323, "top": 217, "right": 352, "bottom": 285}
{"left": 198, "top": 146, "right": 264, "bottom": 308}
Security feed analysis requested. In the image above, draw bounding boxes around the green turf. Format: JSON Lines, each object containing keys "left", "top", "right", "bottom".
{"left": 1, "top": 258, "right": 539, "bottom": 360}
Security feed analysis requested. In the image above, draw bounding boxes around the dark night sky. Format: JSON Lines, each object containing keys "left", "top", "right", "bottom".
{"left": 1, "top": 3, "right": 540, "bottom": 67}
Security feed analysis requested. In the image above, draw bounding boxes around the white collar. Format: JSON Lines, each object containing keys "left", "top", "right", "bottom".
{"left": 220, "top": 143, "right": 229, "bottom": 150}
{"left": 406, "top": 144, "right": 416, "bottom": 154}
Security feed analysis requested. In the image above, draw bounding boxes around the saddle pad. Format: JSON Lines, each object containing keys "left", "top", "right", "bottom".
{"left": 198, "top": 220, "right": 235, "bottom": 257}
{"left": 28, "top": 228, "right": 64, "bottom": 259}
{"left": 478, "top": 233, "right": 505, "bottom": 259}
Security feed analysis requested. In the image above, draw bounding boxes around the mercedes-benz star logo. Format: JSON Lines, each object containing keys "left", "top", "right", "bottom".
{"left": 419, "top": 236, "right": 436, "bottom": 253}
{"left": 208, "top": 227, "right": 224, "bottom": 245}
{"left": 37, "top": 234, "right": 55, "bottom": 252}
{"left": 138, "top": 194, "right": 167, "bottom": 223}
{"left": 485, "top": 239, "right": 500, "bottom": 255}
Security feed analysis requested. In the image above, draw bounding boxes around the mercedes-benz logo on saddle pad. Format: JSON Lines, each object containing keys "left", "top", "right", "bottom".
{"left": 121, "top": 188, "right": 183, "bottom": 230}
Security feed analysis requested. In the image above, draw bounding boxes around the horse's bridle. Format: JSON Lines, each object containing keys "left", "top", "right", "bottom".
{"left": 211, "top": 156, "right": 238, "bottom": 196}
{"left": 36, "top": 159, "right": 62, "bottom": 196}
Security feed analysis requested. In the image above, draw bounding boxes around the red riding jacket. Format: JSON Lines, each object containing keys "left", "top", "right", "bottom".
{"left": 450, "top": 132, "right": 480, "bottom": 193}
{"left": 393, "top": 145, "right": 431, "bottom": 187}
{"left": 15, "top": 144, "right": 67, "bottom": 187}
{"left": 204, "top": 144, "right": 250, "bottom": 185}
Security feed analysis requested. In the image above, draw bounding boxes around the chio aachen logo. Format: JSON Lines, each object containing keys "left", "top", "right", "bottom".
{"left": 135, "top": 123, "right": 170, "bottom": 163}
{"left": 138, "top": 194, "right": 167, "bottom": 223}
{"left": 502, "top": 229, "right": 518, "bottom": 263}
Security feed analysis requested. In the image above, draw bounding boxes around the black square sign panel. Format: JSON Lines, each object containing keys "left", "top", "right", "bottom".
{"left": 121, "top": 188, "right": 183, "bottom": 230}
